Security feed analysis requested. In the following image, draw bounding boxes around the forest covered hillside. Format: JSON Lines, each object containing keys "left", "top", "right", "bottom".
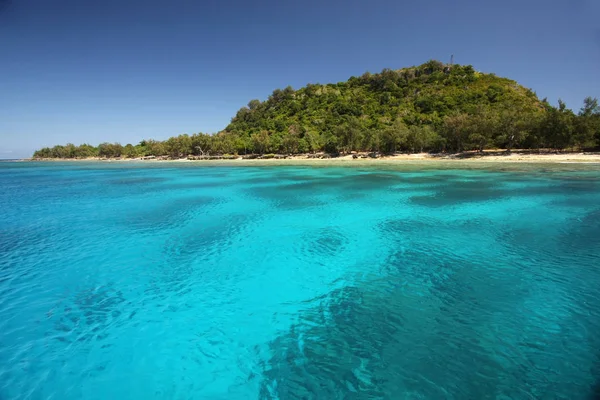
{"left": 34, "top": 60, "right": 600, "bottom": 158}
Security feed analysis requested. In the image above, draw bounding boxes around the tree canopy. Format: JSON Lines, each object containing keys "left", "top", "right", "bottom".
{"left": 33, "top": 61, "right": 600, "bottom": 158}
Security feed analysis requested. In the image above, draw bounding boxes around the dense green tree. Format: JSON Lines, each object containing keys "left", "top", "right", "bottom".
{"left": 76, "top": 144, "right": 99, "bottom": 158}
{"left": 304, "top": 129, "right": 322, "bottom": 153}
{"left": 406, "top": 125, "right": 440, "bottom": 153}
{"left": 441, "top": 113, "right": 470, "bottom": 152}
{"left": 213, "top": 132, "right": 237, "bottom": 154}
{"left": 467, "top": 107, "right": 500, "bottom": 152}
{"left": 190, "top": 133, "right": 213, "bottom": 156}
{"left": 251, "top": 130, "right": 271, "bottom": 154}
{"left": 33, "top": 147, "right": 50, "bottom": 158}
{"left": 362, "top": 129, "right": 380, "bottom": 152}
{"left": 335, "top": 117, "right": 363, "bottom": 153}
{"left": 377, "top": 119, "right": 409, "bottom": 153}
{"left": 235, "top": 135, "right": 251, "bottom": 155}
{"left": 224, "top": 61, "right": 546, "bottom": 154}
{"left": 281, "top": 131, "right": 300, "bottom": 154}
{"left": 122, "top": 144, "right": 137, "bottom": 158}
{"left": 33, "top": 61, "right": 600, "bottom": 158}
{"left": 144, "top": 140, "right": 166, "bottom": 156}
{"left": 575, "top": 97, "right": 600, "bottom": 149}
{"left": 322, "top": 132, "right": 340, "bottom": 154}
{"left": 165, "top": 135, "right": 192, "bottom": 158}
{"left": 540, "top": 100, "right": 576, "bottom": 150}
{"left": 98, "top": 142, "right": 123, "bottom": 158}
{"left": 495, "top": 109, "right": 536, "bottom": 151}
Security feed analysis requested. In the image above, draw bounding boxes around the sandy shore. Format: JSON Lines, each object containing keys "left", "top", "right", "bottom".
{"left": 27, "top": 151, "right": 600, "bottom": 165}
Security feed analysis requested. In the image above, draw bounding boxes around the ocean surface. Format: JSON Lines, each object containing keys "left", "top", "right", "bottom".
{"left": 1, "top": 161, "right": 600, "bottom": 399}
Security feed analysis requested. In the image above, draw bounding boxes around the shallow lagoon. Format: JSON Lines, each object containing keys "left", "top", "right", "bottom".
{"left": 1, "top": 162, "right": 599, "bottom": 399}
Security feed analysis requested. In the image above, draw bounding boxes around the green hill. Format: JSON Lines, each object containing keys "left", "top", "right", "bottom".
{"left": 226, "top": 60, "right": 544, "bottom": 152}
{"left": 33, "top": 60, "right": 600, "bottom": 158}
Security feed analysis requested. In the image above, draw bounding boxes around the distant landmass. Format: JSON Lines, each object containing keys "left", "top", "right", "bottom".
{"left": 33, "top": 60, "right": 600, "bottom": 159}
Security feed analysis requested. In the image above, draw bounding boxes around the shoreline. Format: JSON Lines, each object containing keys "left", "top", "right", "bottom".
{"left": 24, "top": 151, "right": 600, "bottom": 165}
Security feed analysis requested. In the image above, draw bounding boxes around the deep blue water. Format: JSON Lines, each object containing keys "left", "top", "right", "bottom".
{"left": 1, "top": 161, "right": 600, "bottom": 399}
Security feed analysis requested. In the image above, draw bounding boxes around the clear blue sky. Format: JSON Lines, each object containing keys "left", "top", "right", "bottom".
{"left": 1, "top": 0, "right": 599, "bottom": 158}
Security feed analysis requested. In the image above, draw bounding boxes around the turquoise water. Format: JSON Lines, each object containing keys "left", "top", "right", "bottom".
{"left": 1, "top": 161, "right": 600, "bottom": 399}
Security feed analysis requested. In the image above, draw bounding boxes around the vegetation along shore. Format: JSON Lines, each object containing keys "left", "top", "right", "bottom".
{"left": 33, "top": 61, "right": 600, "bottom": 161}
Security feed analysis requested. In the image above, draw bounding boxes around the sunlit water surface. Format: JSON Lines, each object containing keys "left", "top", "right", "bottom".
{"left": 1, "top": 161, "right": 600, "bottom": 399}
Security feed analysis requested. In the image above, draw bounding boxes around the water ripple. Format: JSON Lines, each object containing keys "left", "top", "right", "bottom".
{"left": 1, "top": 163, "right": 600, "bottom": 399}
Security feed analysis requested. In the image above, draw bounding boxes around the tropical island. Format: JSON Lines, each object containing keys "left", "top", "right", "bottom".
{"left": 32, "top": 60, "right": 600, "bottom": 162}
